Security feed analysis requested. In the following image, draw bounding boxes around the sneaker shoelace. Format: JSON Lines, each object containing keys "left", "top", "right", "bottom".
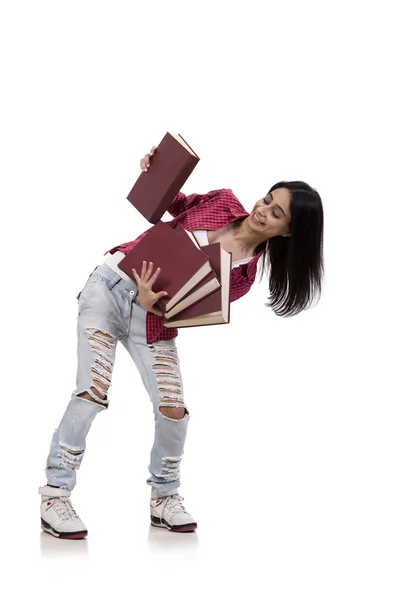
{"left": 52, "top": 497, "right": 79, "bottom": 521}
{"left": 164, "top": 494, "right": 189, "bottom": 516}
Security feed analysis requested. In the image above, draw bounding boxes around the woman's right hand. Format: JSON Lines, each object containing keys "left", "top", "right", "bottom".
{"left": 140, "top": 146, "right": 157, "bottom": 172}
{"left": 131, "top": 260, "right": 168, "bottom": 315}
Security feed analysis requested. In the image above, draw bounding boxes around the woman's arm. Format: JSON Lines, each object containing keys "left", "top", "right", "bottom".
{"left": 167, "top": 191, "right": 212, "bottom": 217}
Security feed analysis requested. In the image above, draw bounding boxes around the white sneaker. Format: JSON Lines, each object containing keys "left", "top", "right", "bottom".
{"left": 39, "top": 486, "right": 88, "bottom": 539}
{"left": 150, "top": 491, "right": 197, "bottom": 532}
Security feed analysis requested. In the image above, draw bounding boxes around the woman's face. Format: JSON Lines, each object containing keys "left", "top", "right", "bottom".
{"left": 248, "top": 187, "right": 292, "bottom": 239}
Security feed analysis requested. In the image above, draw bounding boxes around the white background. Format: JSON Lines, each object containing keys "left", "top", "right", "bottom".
{"left": 1, "top": 0, "right": 399, "bottom": 598}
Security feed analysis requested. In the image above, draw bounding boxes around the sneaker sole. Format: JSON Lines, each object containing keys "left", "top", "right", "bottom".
{"left": 150, "top": 515, "right": 197, "bottom": 532}
{"left": 41, "top": 518, "right": 88, "bottom": 540}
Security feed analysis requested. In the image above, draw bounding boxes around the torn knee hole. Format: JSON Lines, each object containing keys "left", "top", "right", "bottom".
{"left": 77, "top": 390, "right": 108, "bottom": 406}
{"left": 159, "top": 402, "right": 187, "bottom": 420}
{"left": 81, "top": 328, "right": 115, "bottom": 406}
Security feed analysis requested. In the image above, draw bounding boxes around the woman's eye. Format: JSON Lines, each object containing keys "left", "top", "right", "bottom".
{"left": 265, "top": 196, "right": 279, "bottom": 218}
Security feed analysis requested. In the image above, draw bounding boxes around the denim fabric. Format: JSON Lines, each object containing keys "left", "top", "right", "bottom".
{"left": 45, "top": 265, "right": 189, "bottom": 496}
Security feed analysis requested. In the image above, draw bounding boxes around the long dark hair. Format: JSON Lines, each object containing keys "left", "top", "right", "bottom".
{"left": 257, "top": 181, "right": 324, "bottom": 317}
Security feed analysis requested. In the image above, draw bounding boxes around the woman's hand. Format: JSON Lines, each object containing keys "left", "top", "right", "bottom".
{"left": 140, "top": 146, "right": 157, "bottom": 172}
{"left": 132, "top": 260, "right": 168, "bottom": 316}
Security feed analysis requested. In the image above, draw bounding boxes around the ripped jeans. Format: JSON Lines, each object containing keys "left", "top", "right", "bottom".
{"left": 45, "top": 264, "right": 189, "bottom": 496}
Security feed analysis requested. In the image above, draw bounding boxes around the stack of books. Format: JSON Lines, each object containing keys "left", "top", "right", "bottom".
{"left": 119, "top": 132, "right": 231, "bottom": 328}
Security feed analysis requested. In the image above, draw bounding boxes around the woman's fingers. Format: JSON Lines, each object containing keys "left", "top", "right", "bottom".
{"left": 155, "top": 290, "right": 168, "bottom": 302}
{"left": 140, "top": 260, "right": 147, "bottom": 279}
{"left": 148, "top": 266, "right": 161, "bottom": 287}
{"left": 140, "top": 260, "right": 160, "bottom": 285}
{"left": 144, "top": 261, "right": 154, "bottom": 282}
{"left": 140, "top": 156, "right": 150, "bottom": 172}
{"left": 134, "top": 261, "right": 162, "bottom": 292}
{"left": 141, "top": 146, "right": 157, "bottom": 172}
{"left": 132, "top": 259, "right": 165, "bottom": 311}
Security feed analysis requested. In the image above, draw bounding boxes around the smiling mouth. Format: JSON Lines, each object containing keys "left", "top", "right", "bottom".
{"left": 252, "top": 213, "right": 265, "bottom": 225}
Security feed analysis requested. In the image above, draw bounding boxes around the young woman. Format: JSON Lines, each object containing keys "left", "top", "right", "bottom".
{"left": 38, "top": 146, "right": 324, "bottom": 539}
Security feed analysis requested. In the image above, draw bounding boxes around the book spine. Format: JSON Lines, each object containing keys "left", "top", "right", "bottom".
{"left": 163, "top": 281, "right": 220, "bottom": 320}
{"left": 162, "top": 319, "right": 227, "bottom": 330}
{"left": 156, "top": 260, "right": 213, "bottom": 313}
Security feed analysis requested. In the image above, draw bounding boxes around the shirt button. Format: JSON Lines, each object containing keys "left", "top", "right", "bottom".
{"left": 129, "top": 290, "right": 135, "bottom": 296}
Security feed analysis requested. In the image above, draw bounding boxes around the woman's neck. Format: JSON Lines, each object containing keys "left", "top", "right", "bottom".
{"left": 231, "top": 218, "right": 265, "bottom": 257}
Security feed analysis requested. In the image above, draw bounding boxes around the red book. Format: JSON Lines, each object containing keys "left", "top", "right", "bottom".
{"left": 161, "top": 243, "right": 223, "bottom": 319}
{"left": 127, "top": 132, "right": 200, "bottom": 223}
{"left": 117, "top": 221, "right": 215, "bottom": 313}
{"left": 162, "top": 244, "right": 232, "bottom": 328}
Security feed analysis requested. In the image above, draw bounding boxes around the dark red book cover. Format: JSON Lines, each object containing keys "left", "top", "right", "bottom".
{"left": 161, "top": 245, "right": 232, "bottom": 328}
{"left": 127, "top": 132, "right": 200, "bottom": 223}
{"left": 161, "top": 243, "right": 222, "bottom": 317}
{"left": 117, "top": 221, "right": 213, "bottom": 312}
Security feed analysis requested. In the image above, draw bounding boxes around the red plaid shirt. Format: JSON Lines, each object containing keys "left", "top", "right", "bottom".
{"left": 107, "top": 189, "right": 264, "bottom": 344}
